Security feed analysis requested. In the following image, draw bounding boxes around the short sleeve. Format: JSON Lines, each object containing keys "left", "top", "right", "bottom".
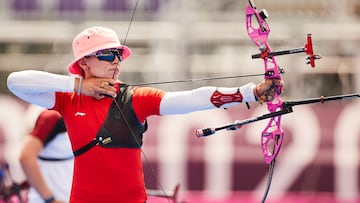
{"left": 30, "top": 110, "right": 62, "bottom": 143}
{"left": 132, "top": 87, "right": 166, "bottom": 122}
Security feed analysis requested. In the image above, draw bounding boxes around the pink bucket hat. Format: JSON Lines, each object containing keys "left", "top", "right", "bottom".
{"left": 67, "top": 27, "right": 131, "bottom": 75}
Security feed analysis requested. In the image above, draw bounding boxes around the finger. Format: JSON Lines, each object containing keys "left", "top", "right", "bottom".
{"left": 266, "top": 95, "right": 273, "bottom": 101}
{"left": 94, "top": 94, "right": 104, "bottom": 100}
{"left": 98, "top": 88, "right": 117, "bottom": 98}
{"left": 274, "top": 79, "right": 284, "bottom": 86}
{"left": 100, "top": 81, "right": 109, "bottom": 88}
{"left": 280, "top": 84, "right": 285, "bottom": 93}
{"left": 100, "top": 79, "right": 116, "bottom": 87}
{"left": 108, "top": 79, "right": 116, "bottom": 86}
{"left": 104, "top": 91, "right": 117, "bottom": 98}
{"left": 102, "top": 84, "right": 117, "bottom": 92}
{"left": 100, "top": 85, "right": 117, "bottom": 97}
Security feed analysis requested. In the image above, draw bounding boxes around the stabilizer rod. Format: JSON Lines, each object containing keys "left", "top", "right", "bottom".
{"left": 196, "top": 93, "right": 360, "bottom": 137}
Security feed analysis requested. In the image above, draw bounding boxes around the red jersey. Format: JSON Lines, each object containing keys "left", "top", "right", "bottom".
{"left": 52, "top": 87, "right": 165, "bottom": 203}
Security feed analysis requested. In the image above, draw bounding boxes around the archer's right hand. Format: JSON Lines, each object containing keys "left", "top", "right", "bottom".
{"left": 76, "top": 77, "right": 117, "bottom": 100}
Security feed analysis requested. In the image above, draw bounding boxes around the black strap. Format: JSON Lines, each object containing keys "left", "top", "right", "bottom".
{"left": 73, "top": 139, "right": 98, "bottom": 157}
{"left": 38, "top": 156, "right": 73, "bottom": 161}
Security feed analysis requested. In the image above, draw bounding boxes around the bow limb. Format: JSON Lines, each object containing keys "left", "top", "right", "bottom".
{"left": 246, "top": 2, "right": 284, "bottom": 164}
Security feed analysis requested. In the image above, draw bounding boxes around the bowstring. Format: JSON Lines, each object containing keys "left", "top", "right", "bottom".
{"left": 122, "top": 0, "right": 139, "bottom": 46}
{"left": 261, "top": 158, "right": 276, "bottom": 203}
{"left": 113, "top": 98, "right": 171, "bottom": 202}
{"left": 120, "top": 1, "right": 171, "bottom": 202}
{"left": 130, "top": 73, "right": 264, "bottom": 86}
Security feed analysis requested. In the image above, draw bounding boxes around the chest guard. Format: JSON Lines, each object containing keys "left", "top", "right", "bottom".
{"left": 73, "top": 85, "right": 147, "bottom": 157}
{"left": 96, "top": 85, "right": 148, "bottom": 148}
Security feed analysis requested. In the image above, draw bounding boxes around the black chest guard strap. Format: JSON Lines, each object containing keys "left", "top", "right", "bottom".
{"left": 73, "top": 85, "right": 148, "bottom": 157}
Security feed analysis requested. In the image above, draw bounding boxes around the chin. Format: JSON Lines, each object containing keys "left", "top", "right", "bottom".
{"left": 112, "top": 73, "right": 120, "bottom": 79}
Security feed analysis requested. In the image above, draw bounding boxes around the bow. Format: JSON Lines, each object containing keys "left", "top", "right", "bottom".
{"left": 246, "top": 0, "right": 321, "bottom": 201}
{"left": 197, "top": 0, "right": 322, "bottom": 202}
{"left": 246, "top": 0, "right": 284, "bottom": 166}
{"left": 245, "top": 3, "right": 287, "bottom": 200}
{"left": 246, "top": 0, "right": 320, "bottom": 165}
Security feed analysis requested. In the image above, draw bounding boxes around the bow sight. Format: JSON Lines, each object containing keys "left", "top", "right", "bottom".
{"left": 251, "top": 34, "right": 322, "bottom": 68}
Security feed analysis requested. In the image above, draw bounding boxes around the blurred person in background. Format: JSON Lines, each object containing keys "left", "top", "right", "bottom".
{"left": 0, "top": 158, "right": 29, "bottom": 203}
{"left": 7, "top": 26, "right": 283, "bottom": 202}
{"left": 20, "top": 109, "right": 73, "bottom": 203}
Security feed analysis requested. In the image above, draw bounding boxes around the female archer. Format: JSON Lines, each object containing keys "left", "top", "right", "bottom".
{"left": 7, "top": 26, "right": 282, "bottom": 202}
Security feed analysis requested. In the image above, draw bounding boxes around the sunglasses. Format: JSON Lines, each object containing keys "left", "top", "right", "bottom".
{"left": 85, "top": 48, "right": 123, "bottom": 62}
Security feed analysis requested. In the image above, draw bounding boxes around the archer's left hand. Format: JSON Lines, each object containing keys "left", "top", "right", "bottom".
{"left": 254, "top": 79, "right": 284, "bottom": 102}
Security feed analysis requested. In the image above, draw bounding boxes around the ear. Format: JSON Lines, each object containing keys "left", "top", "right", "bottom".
{"left": 77, "top": 58, "right": 89, "bottom": 70}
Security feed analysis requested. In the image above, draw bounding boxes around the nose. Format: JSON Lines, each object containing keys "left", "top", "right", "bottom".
{"left": 111, "top": 58, "right": 120, "bottom": 66}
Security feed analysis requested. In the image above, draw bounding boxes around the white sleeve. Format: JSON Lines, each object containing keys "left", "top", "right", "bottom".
{"left": 7, "top": 70, "right": 76, "bottom": 109}
{"left": 159, "top": 83, "right": 256, "bottom": 115}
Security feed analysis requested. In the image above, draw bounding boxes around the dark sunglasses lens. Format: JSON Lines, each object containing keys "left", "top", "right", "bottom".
{"left": 97, "top": 49, "right": 122, "bottom": 62}
{"left": 97, "top": 54, "right": 115, "bottom": 61}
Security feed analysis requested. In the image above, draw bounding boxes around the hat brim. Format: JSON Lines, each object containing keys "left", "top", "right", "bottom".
{"left": 67, "top": 45, "right": 131, "bottom": 76}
